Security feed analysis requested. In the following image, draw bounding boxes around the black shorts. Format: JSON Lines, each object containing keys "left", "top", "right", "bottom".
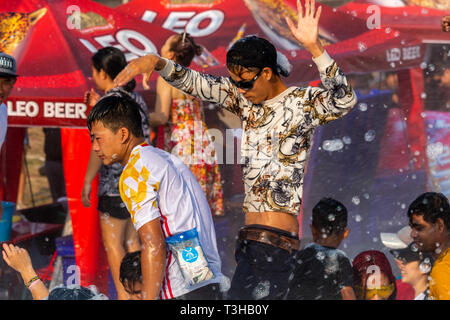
{"left": 97, "top": 195, "right": 130, "bottom": 220}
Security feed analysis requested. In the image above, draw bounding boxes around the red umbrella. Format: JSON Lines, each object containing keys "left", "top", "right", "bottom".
{"left": 117, "top": 0, "right": 426, "bottom": 84}
{"left": 3, "top": 0, "right": 175, "bottom": 128}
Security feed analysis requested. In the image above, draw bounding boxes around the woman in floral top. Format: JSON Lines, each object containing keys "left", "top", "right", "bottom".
{"left": 150, "top": 33, "right": 224, "bottom": 216}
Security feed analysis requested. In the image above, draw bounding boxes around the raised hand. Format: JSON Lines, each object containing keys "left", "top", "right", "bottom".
{"left": 2, "top": 243, "right": 33, "bottom": 274}
{"left": 285, "top": 0, "right": 324, "bottom": 57}
{"left": 84, "top": 88, "right": 100, "bottom": 107}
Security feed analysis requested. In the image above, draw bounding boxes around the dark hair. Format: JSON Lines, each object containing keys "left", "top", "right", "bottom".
{"left": 169, "top": 33, "right": 203, "bottom": 67}
{"left": 312, "top": 198, "right": 348, "bottom": 236}
{"left": 226, "top": 35, "right": 278, "bottom": 75}
{"left": 87, "top": 94, "right": 143, "bottom": 138}
{"left": 48, "top": 285, "right": 107, "bottom": 300}
{"left": 407, "top": 192, "right": 450, "bottom": 230}
{"left": 120, "top": 251, "right": 142, "bottom": 294}
{"left": 91, "top": 46, "right": 136, "bottom": 92}
{"left": 352, "top": 250, "right": 397, "bottom": 300}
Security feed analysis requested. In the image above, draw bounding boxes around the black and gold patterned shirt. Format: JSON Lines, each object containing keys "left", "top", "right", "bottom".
{"left": 158, "top": 51, "right": 357, "bottom": 216}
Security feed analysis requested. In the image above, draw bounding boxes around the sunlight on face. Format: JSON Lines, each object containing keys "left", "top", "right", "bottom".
{"left": 90, "top": 121, "right": 123, "bottom": 166}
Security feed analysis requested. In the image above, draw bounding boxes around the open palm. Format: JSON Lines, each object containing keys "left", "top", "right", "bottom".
{"left": 285, "top": 0, "right": 322, "bottom": 49}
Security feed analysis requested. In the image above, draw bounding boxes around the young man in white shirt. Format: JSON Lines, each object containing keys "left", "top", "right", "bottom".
{"left": 0, "top": 52, "right": 18, "bottom": 220}
{"left": 87, "top": 93, "right": 227, "bottom": 300}
{"left": 114, "top": 0, "right": 357, "bottom": 299}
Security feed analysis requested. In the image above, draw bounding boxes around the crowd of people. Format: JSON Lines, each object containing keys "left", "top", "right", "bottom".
{"left": 0, "top": 0, "right": 449, "bottom": 301}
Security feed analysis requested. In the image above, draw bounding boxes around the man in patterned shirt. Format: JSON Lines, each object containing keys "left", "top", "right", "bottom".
{"left": 114, "top": 0, "right": 357, "bottom": 299}
{"left": 87, "top": 94, "right": 227, "bottom": 300}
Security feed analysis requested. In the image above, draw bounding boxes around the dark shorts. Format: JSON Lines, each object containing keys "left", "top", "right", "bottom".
{"left": 97, "top": 195, "right": 130, "bottom": 220}
{"left": 227, "top": 226, "right": 298, "bottom": 300}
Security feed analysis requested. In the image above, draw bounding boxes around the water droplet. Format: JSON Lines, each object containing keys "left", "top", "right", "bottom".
{"left": 342, "top": 136, "right": 352, "bottom": 144}
{"left": 358, "top": 42, "right": 367, "bottom": 52}
{"left": 352, "top": 196, "right": 360, "bottom": 206}
{"left": 252, "top": 280, "right": 271, "bottom": 300}
{"left": 419, "top": 258, "right": 432, "bottom": 273}
{"left": 322, "top": 139, "right": 344, "bottom": 152}
{"left": 420, "top": 62, "right": 427, "bottom": 69}
{"left": 427, "top": 142, "right": 444, "bottom": 159}
{"left": 410, "top": 243, "right": 419, "bottom": 252}
{"left": 363, "top": 193, "right": 370, "bottom": 200}
{"left": 358, "top": 103, "right": 368, "bottom": 111}
{"left": 354, "top": 214, "right": 362, "bottom": 222}
{"left": 316, "top": 251, "right": 326, "bottom": 261}
{"left": 420, "top": 92, "right": 427, "bottom": 99}
{"left": 328, "top": 214, "right": 335, "bottom": 221}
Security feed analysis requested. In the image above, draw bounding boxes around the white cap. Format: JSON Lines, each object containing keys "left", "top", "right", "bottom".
{"left": 380, "top": 226, "right": 413, "bottom": 249}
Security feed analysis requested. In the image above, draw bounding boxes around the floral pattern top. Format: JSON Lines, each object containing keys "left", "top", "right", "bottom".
{"left": 158, "top": 51, "right": 357, "bottom": 216}
{"left": 158, "top": 92, "right": 224, "bottom": 216}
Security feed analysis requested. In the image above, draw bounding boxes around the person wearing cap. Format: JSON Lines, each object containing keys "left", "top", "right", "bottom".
{"left": 390, "top": 242, "right": 434, "bottom": 300}
{"left": 113, "top": 0, "right": 357, "bottom": 300}
{"left": 407, "top": 192, "right": 450, "bottom": 300}
{"left": 0, "top": 52, "right": 18, "bottom": 220}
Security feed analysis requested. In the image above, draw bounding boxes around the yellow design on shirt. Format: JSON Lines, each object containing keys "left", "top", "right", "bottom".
{"left": 119, "top": 150, "right": 156, "bottom": 224}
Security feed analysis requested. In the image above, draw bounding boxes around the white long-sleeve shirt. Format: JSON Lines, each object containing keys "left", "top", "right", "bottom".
{"left": 158, "top": 51, "right": 357, "bottom": 216}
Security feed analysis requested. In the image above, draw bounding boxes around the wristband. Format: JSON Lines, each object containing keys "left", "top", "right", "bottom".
{"left": 26, "top": 275, "right": 41, "bottom": 288}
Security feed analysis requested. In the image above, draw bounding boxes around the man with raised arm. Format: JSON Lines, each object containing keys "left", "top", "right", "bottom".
{"left": 114, "top": 0, "right": 357, "bottom": 299}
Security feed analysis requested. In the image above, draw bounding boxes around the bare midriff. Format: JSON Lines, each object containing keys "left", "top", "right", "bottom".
{"left": 245, "top": 211, "right": 299, "bottom": 236}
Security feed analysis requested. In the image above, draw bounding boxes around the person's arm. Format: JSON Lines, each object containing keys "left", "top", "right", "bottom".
{"left": 341, "top": 286, "right": 356, "bottom": 300}
{"left": 81, "top": 148, "right": 102, "bottom": 208}
{"left": 114, "top": 54, "right": 245, "bottom": 117}
{"left": 138, "top": 219, "right": 167, "bottom": 300}
{"left": 286, "top": 0, "right": 357, "bottom": 123}
{"left": 149, "top": 77, "right": 172, "bottom": 127}
{"left": 2, "top": 243, "right": 49, "bottom": 300}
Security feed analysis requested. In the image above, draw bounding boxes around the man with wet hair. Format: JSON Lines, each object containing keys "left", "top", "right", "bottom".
{"left": 286, "top": 198, "right": 355, "bottom": 300}
{"left": 407, "top": 192, "right": 450, "bottom": 300}
{"left": 114, "top": 0, "right": 357, "bottom": 299}
{"left": 87, "top": 94, "right": 227, "bottom": 300}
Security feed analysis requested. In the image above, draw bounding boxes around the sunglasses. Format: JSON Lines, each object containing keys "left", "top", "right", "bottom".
{"left": 229, "top": 68, "right": 262, "bottom": 90}
{"left": 355, "top": 283, "right": 395, "bottom": 300}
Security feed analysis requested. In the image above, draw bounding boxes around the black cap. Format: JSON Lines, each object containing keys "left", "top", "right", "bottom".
{"left": 226, "top": 35, "right": 277, "bottom": 71}
{"left": 390, "top": 242, "right": 433, "bottom": 264}
{"left": 0, "top": 52, "right": 17, "bottom": 77}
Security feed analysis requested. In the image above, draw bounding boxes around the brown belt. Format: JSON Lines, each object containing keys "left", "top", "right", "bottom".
{"left": 238, "top": 227, "right": 300, "bottom": 253}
